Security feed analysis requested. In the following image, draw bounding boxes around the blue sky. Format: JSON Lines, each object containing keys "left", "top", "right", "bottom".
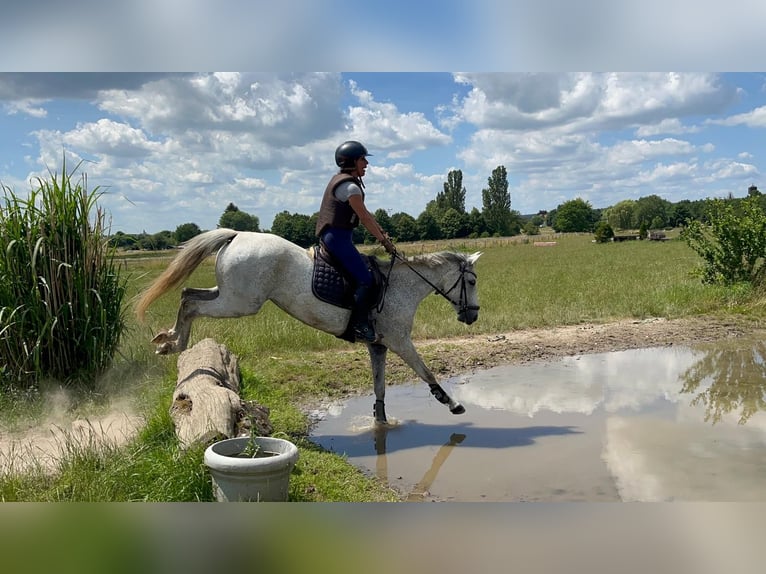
{"left": 1, "top": 72, "right": 765, "bottom": 234}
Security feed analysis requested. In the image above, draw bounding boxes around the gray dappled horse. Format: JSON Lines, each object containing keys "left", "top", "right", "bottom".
{"left": 135, "top": 229, "right": 481, "bottom": 423}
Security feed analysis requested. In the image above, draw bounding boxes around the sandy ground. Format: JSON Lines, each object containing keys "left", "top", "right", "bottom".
{"left": 402, "top": 315, "right": 761, "bottom": 378}
{"left": 0, "top": 393, "right": 144, "bottom": 476}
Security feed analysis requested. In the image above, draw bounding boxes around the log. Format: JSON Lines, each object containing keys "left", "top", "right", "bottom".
{"left": 170, "top": 338, "right": 272, "bottom": 448}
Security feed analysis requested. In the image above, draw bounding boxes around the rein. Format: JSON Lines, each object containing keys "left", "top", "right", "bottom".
{"left": 390, "top": 251, "right": 480, "bottom": 314}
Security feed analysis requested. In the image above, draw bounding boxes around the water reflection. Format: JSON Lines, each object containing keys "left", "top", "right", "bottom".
{"left": 311, "top": 336, "right": 766, "bottom": 501}
{"left": 679, "top": 340, "right": 766, "bottom": 425}
{"left": 372, "top": 427, "right": 466, "bottom": 501}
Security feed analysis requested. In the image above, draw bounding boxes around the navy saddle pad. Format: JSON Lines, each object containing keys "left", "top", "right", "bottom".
{"left": 311, "top": 245, "right": 385, "bottom": 310}
{"left": 311, "top": 245, "right": 355, "bottom": 309}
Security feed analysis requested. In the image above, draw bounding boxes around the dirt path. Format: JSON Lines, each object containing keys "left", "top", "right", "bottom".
{"left": 398, "top": 315, "right": 763, "bottom": 380}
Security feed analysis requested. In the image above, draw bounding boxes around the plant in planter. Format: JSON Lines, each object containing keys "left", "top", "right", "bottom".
{"left": 204, "top": 436, "right": 298, "bottom": 502}
{"left": 204, "top": 433, "right": 299, "bottom": 502}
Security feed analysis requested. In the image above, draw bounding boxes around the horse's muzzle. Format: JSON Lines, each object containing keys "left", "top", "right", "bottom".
{"left": 458, "top": 307, "right": 480, "bottom": 325}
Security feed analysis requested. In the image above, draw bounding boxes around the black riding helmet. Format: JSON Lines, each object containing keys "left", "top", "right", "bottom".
{"left": 335, "top": 140, "right": 372, "bottom": 170}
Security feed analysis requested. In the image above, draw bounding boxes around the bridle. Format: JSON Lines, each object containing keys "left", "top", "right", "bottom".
{"left": 391, "top": 251, "right": 480, "bottom": 316}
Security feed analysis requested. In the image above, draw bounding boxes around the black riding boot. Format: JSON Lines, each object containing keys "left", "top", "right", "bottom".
{"left": 351, "top": 285, "right": 376, "bottom": 343}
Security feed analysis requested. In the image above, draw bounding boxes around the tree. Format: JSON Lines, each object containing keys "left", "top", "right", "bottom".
{"left": 416, "top": 210, "right": 442, "bottom": 240}
{"left": 633, "top": 194, "right": 671, "bottom": 229}
{"left": 373, "top": 209, "right": 394, "bottom": 236}
{"left": 669, "top": 201, "right": 693, "bottom": 227}
{"left": 219, "top": 203, "right": 260, "bottom": 231}
{"left": 552, "top": 198, "right": 597, "bottom": 233}
{"left": 271, "top": 211, "right": 315, "bottom": 247}
{"left": 175, "top": 222, "right": 202, "bottom": 243}
{"left": 467, "top": 207, "right": 487, "bottom": 238}
{"left": 390, "top": 212, "right": 418, "bottom": 242}
{"left": 440, "top": 207, "right": 468, "bottom": 239}
{"left": 605, "top": 199, "right": 636, "bottom": 230}
{"left": 139, "top": 230, "right": 176, "bottom": 250}
{"left": 482, "top": 165, "right": 513, "bottom": 236}
{"left": 109, "top": 231, "right": 138, "bottom": 250}
{"left": 437, "top": 169, "right": 466, "bottom": 214}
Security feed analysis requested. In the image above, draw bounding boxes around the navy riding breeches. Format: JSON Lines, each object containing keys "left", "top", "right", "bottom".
{"left": 319, "top": 227, "right": 372, "bottom": 288}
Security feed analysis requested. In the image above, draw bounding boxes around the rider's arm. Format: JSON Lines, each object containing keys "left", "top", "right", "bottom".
{"left": 348, "top": 194, "right": 388, "bottom": 243}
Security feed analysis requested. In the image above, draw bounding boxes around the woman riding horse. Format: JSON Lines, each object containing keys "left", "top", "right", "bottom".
{"left": 315, "top": 141, "right": 396, "bottom": 343}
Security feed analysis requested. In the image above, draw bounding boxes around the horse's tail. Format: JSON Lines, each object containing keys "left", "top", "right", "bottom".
{"left": 135, "top": 228, "right": 239, "bottom": 322}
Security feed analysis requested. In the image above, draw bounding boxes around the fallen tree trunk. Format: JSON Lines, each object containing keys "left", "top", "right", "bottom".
{"left": 170, "top": 338, "right": 272, "bottom": 448}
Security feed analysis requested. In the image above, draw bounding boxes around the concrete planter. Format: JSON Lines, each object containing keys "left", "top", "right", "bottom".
{"left": 203, "top": 436, "right": 299, "bottom": 502}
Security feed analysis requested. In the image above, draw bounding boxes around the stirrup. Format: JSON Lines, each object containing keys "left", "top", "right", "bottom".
{"left": 353, "top": 322, "right": 377, "bottom": 343}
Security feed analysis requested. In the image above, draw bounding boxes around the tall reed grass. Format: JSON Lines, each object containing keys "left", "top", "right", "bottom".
{"left": 0, "top": 162, "right": 127, "bottom": 388}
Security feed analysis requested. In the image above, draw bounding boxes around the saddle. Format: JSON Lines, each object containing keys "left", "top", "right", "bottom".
{"left": 311, "top": 244, "right": 386, "bottom": 342}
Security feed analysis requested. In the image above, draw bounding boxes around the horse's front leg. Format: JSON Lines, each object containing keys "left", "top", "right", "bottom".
{"left": 368, "top": 342, "right": 389, "bottom": 424}
{"left": 389, "top": 338, "right": 465, "bottom": 416}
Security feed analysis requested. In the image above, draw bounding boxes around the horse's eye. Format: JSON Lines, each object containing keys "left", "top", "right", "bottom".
{"left": 468, "top": 279, "right": 476, "bottom": 286}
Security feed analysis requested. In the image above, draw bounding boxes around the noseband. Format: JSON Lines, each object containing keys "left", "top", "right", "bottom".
{"left": 393, "top": 253, "right": 480, "bottom": 315}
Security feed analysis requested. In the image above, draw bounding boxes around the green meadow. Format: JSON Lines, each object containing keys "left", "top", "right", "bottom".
{"left": 1, "top": 232, "right": 759, "bottom": 501}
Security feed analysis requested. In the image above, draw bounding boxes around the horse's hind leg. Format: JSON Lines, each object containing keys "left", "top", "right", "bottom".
{"left": 388, "top": 338, "right": 465, "bottom": 416}
{"left": 152, "top": 287, "right": 219, "bottom": 354}
{"left": 368, "top": 342, "right": 389, "bottom": 424}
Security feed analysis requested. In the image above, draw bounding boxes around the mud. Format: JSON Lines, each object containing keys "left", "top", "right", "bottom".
{"left": 311, "top": 316, "right": 766, "bottom": 502}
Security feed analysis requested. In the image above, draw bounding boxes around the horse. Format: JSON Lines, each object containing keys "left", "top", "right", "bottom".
{"left": 135, "top": 229, "right": 481, "bottom": 424}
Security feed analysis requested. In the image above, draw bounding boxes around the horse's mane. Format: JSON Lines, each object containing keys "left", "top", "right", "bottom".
{"left": 395, "top": 251, "right": 467, "bottom": 268}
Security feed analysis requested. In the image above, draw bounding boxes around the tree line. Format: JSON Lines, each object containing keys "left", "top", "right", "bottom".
{"left": 110, "top": 166, "right": 762, "bottom": 251}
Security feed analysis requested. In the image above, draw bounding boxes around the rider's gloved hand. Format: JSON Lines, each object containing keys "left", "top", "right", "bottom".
{"left": 381, "top": 236, "right": 396, "bottom": 255}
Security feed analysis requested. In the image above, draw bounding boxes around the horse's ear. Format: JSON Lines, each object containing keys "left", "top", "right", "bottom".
{"left": 468, "top": 251, "right": 482, "bottom": 265}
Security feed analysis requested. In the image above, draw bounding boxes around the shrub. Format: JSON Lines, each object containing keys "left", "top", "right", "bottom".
{"left": 681, "top": 196, "right": 766, "bottom": 286}
{"left": 593, "top": 221, "right": 615, "bottom": 243}
{"left": 0, "top": 162, "right": 127, "bottom": 388}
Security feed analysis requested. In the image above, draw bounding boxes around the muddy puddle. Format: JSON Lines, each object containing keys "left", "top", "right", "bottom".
{"left": 310, "top": 336, "right": 766, "bottom": 501}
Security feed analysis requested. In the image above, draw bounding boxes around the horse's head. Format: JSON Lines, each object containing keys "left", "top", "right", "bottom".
{"left": 448, "top": 251, "right": 482, "bottom": 325}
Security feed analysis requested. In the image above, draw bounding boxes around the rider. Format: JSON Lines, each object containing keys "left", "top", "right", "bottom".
{"left": 315, "top": 140, "right": 396, "bottom": 343}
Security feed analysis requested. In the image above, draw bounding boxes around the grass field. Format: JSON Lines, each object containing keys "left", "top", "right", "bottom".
{"left": 0, "top": 231, "right": 757, "bottom": 501}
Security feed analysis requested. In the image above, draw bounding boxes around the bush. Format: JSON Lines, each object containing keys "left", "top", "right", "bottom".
{"left": 593, "top": 221, "right": 615, "bottom": 243}
{"left": 681, "top": 196, "right": 766, "bottom": 286}
{"left": 0, "top": 162, "right": 127, "bottom": 388}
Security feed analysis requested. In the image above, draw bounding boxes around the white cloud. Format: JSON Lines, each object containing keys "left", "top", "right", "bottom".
{"left": 98, "top": 73, "right": 345, "bottom": 147}
{"left": 708, "top": 105, "right": 766, "bottom": 128}
{"left": 347, "top": 80, "right": 451, "bottom": 155}
{"left": 4, "top": 100, "right": 47, "bottom": 118}
{"left": 636, "top": 118, "right": 700, "bottom": 137}
{"left": 606, "top": 138, "right": 698, "bottom": 166}
{"left": 59, "top": 118, "right": 161, "bottom": 158}
{"left": 452, "top": 73, "right": 734, "bottom": 133}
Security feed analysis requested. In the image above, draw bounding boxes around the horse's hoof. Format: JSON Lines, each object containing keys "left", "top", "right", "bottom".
{"left": 373, "top": 400, "right": 387, "bottom": 424}
{"left": 151, "top": 330, "right": 170, "bottom": 344}
{"left": 156, "top": 342, "right": 174, "bottom": 355}
{"left": 450, "top": 404, "right": 466, "bottom": 415}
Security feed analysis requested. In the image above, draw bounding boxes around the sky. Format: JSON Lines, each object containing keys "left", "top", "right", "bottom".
{"left": 2, "top": 72, "right": 765, "bottom": 235}
{"left": 2, "top": 2, "right": 766, "bottom": 235}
